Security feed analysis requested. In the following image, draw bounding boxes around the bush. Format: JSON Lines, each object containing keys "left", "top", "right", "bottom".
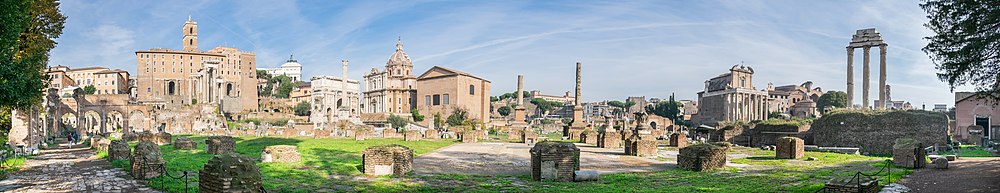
{"left": 272, "top": 119, "right": 289, "bottom": 126}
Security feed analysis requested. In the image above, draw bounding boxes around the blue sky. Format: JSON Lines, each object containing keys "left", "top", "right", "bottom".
{"left": 49, "top": 0, "right": 964, "bottom": 108}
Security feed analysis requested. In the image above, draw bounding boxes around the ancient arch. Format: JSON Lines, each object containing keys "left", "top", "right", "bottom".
{"left": 60, "top": 113, "right": 77, "bottom": 134}
{"left": 226, "top": 83, "right": 233, "bottom": 96}
{"left": 106, "top": 110, "right": 125, "bottom": 132}
{"left": 129, "top": 110, "right": 148, "bottom": 132}
{"left": 83, "top": 110, "right": 102, "bottom": 134}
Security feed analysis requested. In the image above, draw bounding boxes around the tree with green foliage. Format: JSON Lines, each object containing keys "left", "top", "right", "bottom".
{"left": 1, "top": 0, "right": 66, "bottom": 110}
{"left": 768, "top": 111, "right": 783, "bottom": 119}
{"left": 257, "top": 70, "right": 273, "bottom": 97}
{"left": 817, "top": 91, "right": 848, "bottom": 113}
{"left": 82, "top": 85, "right": 96, "bottom": 95}
{"left": 490, "top": 96, "right": 499, "bottom": 102}
{"left": 646, "top": 93, "right": 682, "bottom": 121}
{"left": 497, "top": 106, "right": 512, "bottom": 117}
{"left": 433, "top": 113, "right": 443, "bottom": 129}
{"left": 411, "top": 108, "right": 425, "bottom": 122}
{"left": 446, "top": 108, "right": 469, "bottom": 126}
{"left": 921, "top": 0, "right": 1000, "bottom": 101}
{"left": 270, "top": 75, "right": 296, "bottom": 98}
{"left": 294, "top": 101, "right": 311, "bottom": 116}
{"left": 530, "top": 98, "right": 563, "bottom": 117}
{"left": 388, "top": 114, "right": 408, "bottom": 130}
{"left": 497, "top": 91, "right": 532, "bottom": 100}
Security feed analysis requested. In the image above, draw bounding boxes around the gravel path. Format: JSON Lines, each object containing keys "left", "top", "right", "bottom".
{"left": 413, "top": 142, "right": 672, "bottom": 175}
{"left": 896, "top": 157, "right": 1000, "bottom": 193}
{"left": 0, "top": 143, "right": 157, "bottom": 193}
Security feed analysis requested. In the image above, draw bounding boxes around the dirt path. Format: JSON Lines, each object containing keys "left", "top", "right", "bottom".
{"left": 413, "top": 142, "right": 672, "bottom": 175}
{"left": 0, "top": 143, "right": 157, "bottom": 193}
{"left": 896, "top": 157, "right": 1000, "bottom": 193}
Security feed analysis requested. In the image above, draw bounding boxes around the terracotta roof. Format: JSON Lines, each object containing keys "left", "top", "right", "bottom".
{"left": 417, "top": 66, "right": 490, "bottom": 82}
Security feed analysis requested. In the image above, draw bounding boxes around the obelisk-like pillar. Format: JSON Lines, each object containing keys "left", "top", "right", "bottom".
{"left": 342, "top": 59, "right": 349, "bottom": 112}
{"left": 862, "top": 46, "right": 871, "bottom": 109}
{"left": 571, "top": 62, "right": 586, "bottom": 128}
{"left": 574, "top": 62, "right": 582, "bottom": 106}
{"left": 513, "top": 75, "right": 526, "bottom": 125}
{"left": 846, "top": 47, "right": 854, "bottom": 107}
{"left": 878, "top": 45, "right": 887, "bottom": 110}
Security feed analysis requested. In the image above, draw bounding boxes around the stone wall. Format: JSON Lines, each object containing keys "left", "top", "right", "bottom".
{"left": 91, "top": 136, "right": 111, "bottom": 152}
{"left": 892, "top": 138, "right": 927, "bottom": 169}
{"left": 262, "top": 145, "right": 300, "bottom": 163}
{"left": 460, "top": 130, "right": 479, "bottom": 143}
{"left": 624, "top": 135, "right": 657, "bottom": 157}
{"left": 678, "top": 143, "right": 727, "bottom": 171}
{"left": 823, "top": 176, "right": 880, "bottom": 193}
{"left": 206, "top": 136, "right": 236, "bottom": 154}
{"left": 775, "top": 137, "right": 804, "bottom": 159}
{"left": 108, "top": 140, "right": 130, "bottom": 160}
{"left": 130, "top": 142, "right": 164, "bottom": 180}
{"left": 173, "top": 137, "right": 197, "bottom": 149}
{"left": 424, "top": 129, "right": 439, "bottom": 139}
{"left": 523, "top": 131, "right": 539, "bottom": 144}
{"left": 750, "top": 123, "right": 812, "bottom": 147}
{"left": 199, "top": 153, "right": 264, "bottom": 193}
{"left": 530, "top": 141, "right": 580, "bottom": 182}
{"left": 813, "top": 110, "right": 948, "bottom": 155}
{"left": 382, "top": 129, "right": 402, "bottom": 138}
{"left": 598, "top": 131, "right": 622, "bottom": 148}
{"left": 404, "top": 131, "right": 422, "bottom": 141}
{"left": 508, "top": 129, "right": 523, "bottom": 142}
{"left": 361, "top": 144, "right": 414, "bottom": 176}
{"left": 581, "top": 131, "right": 598, "bottom": 145}
{"left": 670, "top": 133, "right": 687, "bottom": 148}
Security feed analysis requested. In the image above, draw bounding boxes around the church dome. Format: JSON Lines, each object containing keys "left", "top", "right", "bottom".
{"left": 281, "top": 55, "right": 302, "bottom": 67}
{"left": 386, "top": 38, "right": 412, "bottom": 67}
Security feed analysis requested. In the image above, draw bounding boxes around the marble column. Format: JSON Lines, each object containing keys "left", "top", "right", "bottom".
{"left": 574, "top": 62, "right": 582, "bottom": 106}
{"left": 517, "top": 75, "right": 524, "bottom": 105}
{"left": 878, "top": 45, "right": 887, "bottom": 110}
{"left": 862, "top": 46, "right": 871, "bottom": 109}
{"left": 847, "top": 47, "right": 854, "bottom": 108}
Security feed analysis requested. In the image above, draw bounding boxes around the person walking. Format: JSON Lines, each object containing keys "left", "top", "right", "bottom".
{"left": 72, "top": 132, "right": 79, "bottom": 145}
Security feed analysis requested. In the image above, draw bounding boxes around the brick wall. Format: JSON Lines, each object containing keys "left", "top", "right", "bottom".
{"left": 813, "top": 110, "right": 948, "bottom": 155}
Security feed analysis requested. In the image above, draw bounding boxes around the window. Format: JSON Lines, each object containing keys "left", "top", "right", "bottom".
{"left": 433, "top": 95, "right": 440, "bottom": 105}
{"left": 443, "top": 94, "right": 450, "bottom": 105}
{"left": 425, "top": 95, "right": 430, "bottom": 106}
{"left": 469, "top": 85, "right": 475, "bottom": 95}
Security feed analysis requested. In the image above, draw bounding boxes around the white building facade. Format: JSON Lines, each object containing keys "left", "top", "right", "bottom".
{"left": 310, "top": 73, "right": 362, "bottom": 131}
{"left": 261, "top": 55, "right": 303, "bottom": 82}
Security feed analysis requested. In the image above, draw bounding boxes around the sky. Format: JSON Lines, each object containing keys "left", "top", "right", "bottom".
{"left": 48, "top": 0, "right": 967, "bottom": 108}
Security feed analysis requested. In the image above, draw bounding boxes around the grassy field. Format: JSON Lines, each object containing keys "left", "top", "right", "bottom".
{"left": 955, "top": 145, "right": 997, "bottom": 157}
{"left": 103, "top": 135, "right": 912, "bottom": 192}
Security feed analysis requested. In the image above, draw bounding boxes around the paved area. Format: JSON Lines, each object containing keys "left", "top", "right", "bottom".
{"left": 414, "top": 142, "right": 673, "bottom": 175}
{"left": 0, "top": 143, "right": 157, "bottom": 193}
{"left": 897, "top": 157, "right": 1000, "bottom": 193}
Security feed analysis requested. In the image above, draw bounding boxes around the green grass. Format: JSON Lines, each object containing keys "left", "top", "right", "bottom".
{"left": 956, "top": 146, "right": 996, "bottom": 157}
{"left": 108, "top": 135, "right": 455, "bottom": 192}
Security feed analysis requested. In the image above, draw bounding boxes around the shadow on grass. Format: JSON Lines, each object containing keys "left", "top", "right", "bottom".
{"left": 745, "top": 156, "right": 782, "bottom": 160}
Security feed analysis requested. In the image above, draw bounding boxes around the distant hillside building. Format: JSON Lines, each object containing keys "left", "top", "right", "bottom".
{"left": 766, "top": 81, "right": 823, "bottom": 118}
{"left": 363, "top": 39, "right": 417, "bottom": 115}
{"left": 415, "top": 66, "right": 491, "bottom": 126}
{"left": 134, "top": 17, "right": 258, "bottom": 112}
{"left": 693, "top": 65, "right": 768, "bottom": 126}
{"left": 530, "top": 90, "right": 575, "bottom": 104}
{"left": 259, "top": 55, "right": 303, "bottom": 82}
{"left": 46, "top": 65, "right": 131, "bottom": 95}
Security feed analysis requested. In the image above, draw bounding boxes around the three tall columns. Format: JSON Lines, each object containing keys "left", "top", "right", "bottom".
{"left": 846, "top": 45, "right": 887, "bottom": 109}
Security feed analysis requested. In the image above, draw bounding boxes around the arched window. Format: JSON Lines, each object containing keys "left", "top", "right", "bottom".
{"left": 189, "top": 27, "right": 193, "bottom": 34}
{"left": 189, "top": 39, "right": 194, "bottom": 46}
{"left": 469, "top": 85, "right": 475, "bottom": 95}
{"left": 167, "top": 82, "right": 176, "bottom": 95}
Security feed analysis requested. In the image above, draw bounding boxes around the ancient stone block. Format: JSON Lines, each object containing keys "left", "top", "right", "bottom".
{"left": 355, "top": 130, "right": 368, "bottom": 141}
{"left": 382, "top": 129, "right": 401, "bottom": 138}
{"left": 892, "top": 138, "right": 926, "bottom": 169}
{"left": 670, "top": 133, "right": 688, "bottom": 148}
{"left": 361, "top": 144, "right": 414, "bottom": 176}
{"left": 199, "top": 153, "right": 264, "bottom": 193}
{"left": 91, "top": 136, "right": 111, "bottom": 152}
{"left": 523, "top": 131, "right": 539, "bottom": 144}
{"left": 625, "top": 135, "right": 658, "bottom": 157}
{"left": 206, "top": 136, "right": 236, "bottom": 155}
{"left": 932, "top": 157, "right": 949, "bottom": 169}
{"left": 813, "top": 110, "right": 948, "bottom": 154}
{"left": 314, "top": 129, "right": 331, "bottom": 139}
{"left": 424, "top": 129, "right": 439, "bottom": 139}
{"left": 776, "top": 137, "right": 805, "bottom": 159}
{"left": 108, "top": 140, "right": 131, "bottom": 160}
{"left": 122, "top": 132, "right": 139, "bottom": 142}
{"left": 581, "top": 131, "right": 598, "bottom": 145}
{"left": 173, "top": 137, "right": 197, "bottom": 149}
{"left": 460, "top": 130, "right": 478, "bottom": 143}
{"left": 567, "top": 128, "right": 584, "bottom": 141}
{"left": 262, "top": 145, "right": 300, "bottom": 163}
{"left": 597, "top": 131, "right": 622, "bottom": 148}
{"left": 508, "top": 129, "right": 523, "bottom": 142}
{"left": 130, "top": 142, "right": 165, "bottom": 180}
{"left": 678, "top": 143, "right": 727, "bottom": 171}
{"left": 651, "top": 129, "right": 665, "bottom": 140}
{"left": 404, "top": 131, "right": 422, "bottom": 141}
{"left": 823, "top": 175, "right": 880, "bottom": 193}
{"left": 530, "top": 141, "right": 580, "bottom": 182}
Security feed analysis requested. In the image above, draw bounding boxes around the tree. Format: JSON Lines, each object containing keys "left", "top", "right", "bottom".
{"left": 921, "top": 0, "right": 1000, "bottom": 101}
{"left": 81, "top": 85, "right": 96, "bottom": 95}
{"left": 530, "top": 98, "right": 562, "bottom": 116}
{"left": 257, "top": 70, "right": 273, "bottom": 96}
{"left": 256, "top": 70, "right": 271, "bottom": 80}
{"left": 293, "top": 101, "right": 310, "bottom": 116}
{"left": 433, "top": 113, "right": 443, "bottom": 128}
{"left": 490, "top": 96, "right": 499, "bottom": 102}
{"left": 270, "top": 75, "right": 296, "bottom": 98}
{"left": 817, "top": 91, "right": 849, "bottom": 113}
{"left": 388, "top": 114, "right": 408, "bottom": 130}
{"left": 497, "top": 106, "right": 512, "bottom": 117}
{"left": 646, "top": 94, "right": 682, "bottom": 121}
{"left": 446, "top": 108, "right": 469, "bottom": 126}
{"left": 1, "top": 0, "right": 66, "bottom": 111}
{"left": 411, "top": 108, "right": 425, "bottom": 122}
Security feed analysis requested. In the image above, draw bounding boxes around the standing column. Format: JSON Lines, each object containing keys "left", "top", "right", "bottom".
{"left": 725, "top": 94, "right": 731, "bottom": 122}
{"left": 862, "top": 46, "right": 871, "bottom": 109}
{"left": 574, "top": 62, "right": 582, "bottom": 106}
{"left": 342, "top": 59, "right": 349, "bottom": 113}
{"left": 517, "top": 75, "right": 524, "bottom": 106}
{"left": 878, "top": 45, "right": 888, "bottom": 110}
{"left": 847, "top": 47, "right": 854, "bottom": 108}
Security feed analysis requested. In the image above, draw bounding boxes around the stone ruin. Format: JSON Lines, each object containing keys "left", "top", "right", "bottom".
{"left": 382, "top": 128, "right": 402, "bottom": 138}
{"left": 314, "top": 129, "right": 331, "bottom": 139}
{"left": 361, "top": 144, "right": 414, "bottom": 176}
{"left": 567, "top": 128, "right": 584, "bottom": 141}
{"left": 108, "top": 140, "right": 131, "bottom": 160}
{"left": 624, "top": 134, "right": 658, "bottom": 157}
{"left": 403, "top": 130, "right": 422, "bottom": 141}
{"left": 776, "top": 137, "right": 805, "bottom": 159}
{"left": 812, "top": 110, "right": 947, "bottom": 155}
{"left": 90, "top": 136, "right": 111, "bottom": 152}
{"left": 199, "top": 153, "right": 264, "bottom": 193}
{"left": 460, "top": 130, "right": 484, "bottom": 143}
{"left": 508, "top": 129, "right": 523, "bottom": 142}
{"left": 523, "top": 131, "right": 539, "bottom": 144}
{"left": 678, "top": 143, "right": 728, "bottom": 171}
{"left": 670, "top": 133, "right": 687, "bottom": 148}
{"left": 823, "top": 175, "right": 880, "bottom": 193}
{"left": 130, "top": 142, "right": 165, "bottom": 180}
{"left": 135, "top": 132, "right": 172, "bottom": 145}
{"left": 262, "top": 145, "right": 300, "bottom": 163}
{"left": 424, "top": 129, "right": 439, "bottom": 139}
{"left": 122, "top": 132, "right": 139, "bottom": 142}
{"left": 530, "top": 141, "right": 580, "bottom": 182}
{"left": 932, "top": 157, "right": 949, "bottom": 169}
{"left": 206, "top": 136, "right": 236, "bottom": 154}
{"left": 173, "top": 137, "right": 197, "bottom": 149}
{"left": 581, "top": 130, "right": 598, "bottom": 145}
{"left": 892, "top": 138, "right": 927, "bottom": 169}
{"left": 597, "top": 131, "right": 622, "bottom": 148}
{"left": 355, "top": 128, "right": 369, "bottom": 141}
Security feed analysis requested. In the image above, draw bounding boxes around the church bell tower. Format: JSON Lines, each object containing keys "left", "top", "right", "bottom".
{"left": 182, "top": 16, "right": 198, "bottom": 51}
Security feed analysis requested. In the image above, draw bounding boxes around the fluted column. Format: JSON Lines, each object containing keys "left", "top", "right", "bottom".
{"left": 862, "top": 46, "right": 871, "bottom": 109}
{"left": 847, "top": 47, "right": 854, "bottom": 108}
{"left": 878, "top": 45, "right": 888, "bottom": 110}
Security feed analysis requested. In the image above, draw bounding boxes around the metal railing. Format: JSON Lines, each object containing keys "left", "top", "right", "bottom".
{"left": 814, "top": 159, "right": 894, "bottom": 193}
{"left": 138, "top": 156, "right": 267, "bottom": 193}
